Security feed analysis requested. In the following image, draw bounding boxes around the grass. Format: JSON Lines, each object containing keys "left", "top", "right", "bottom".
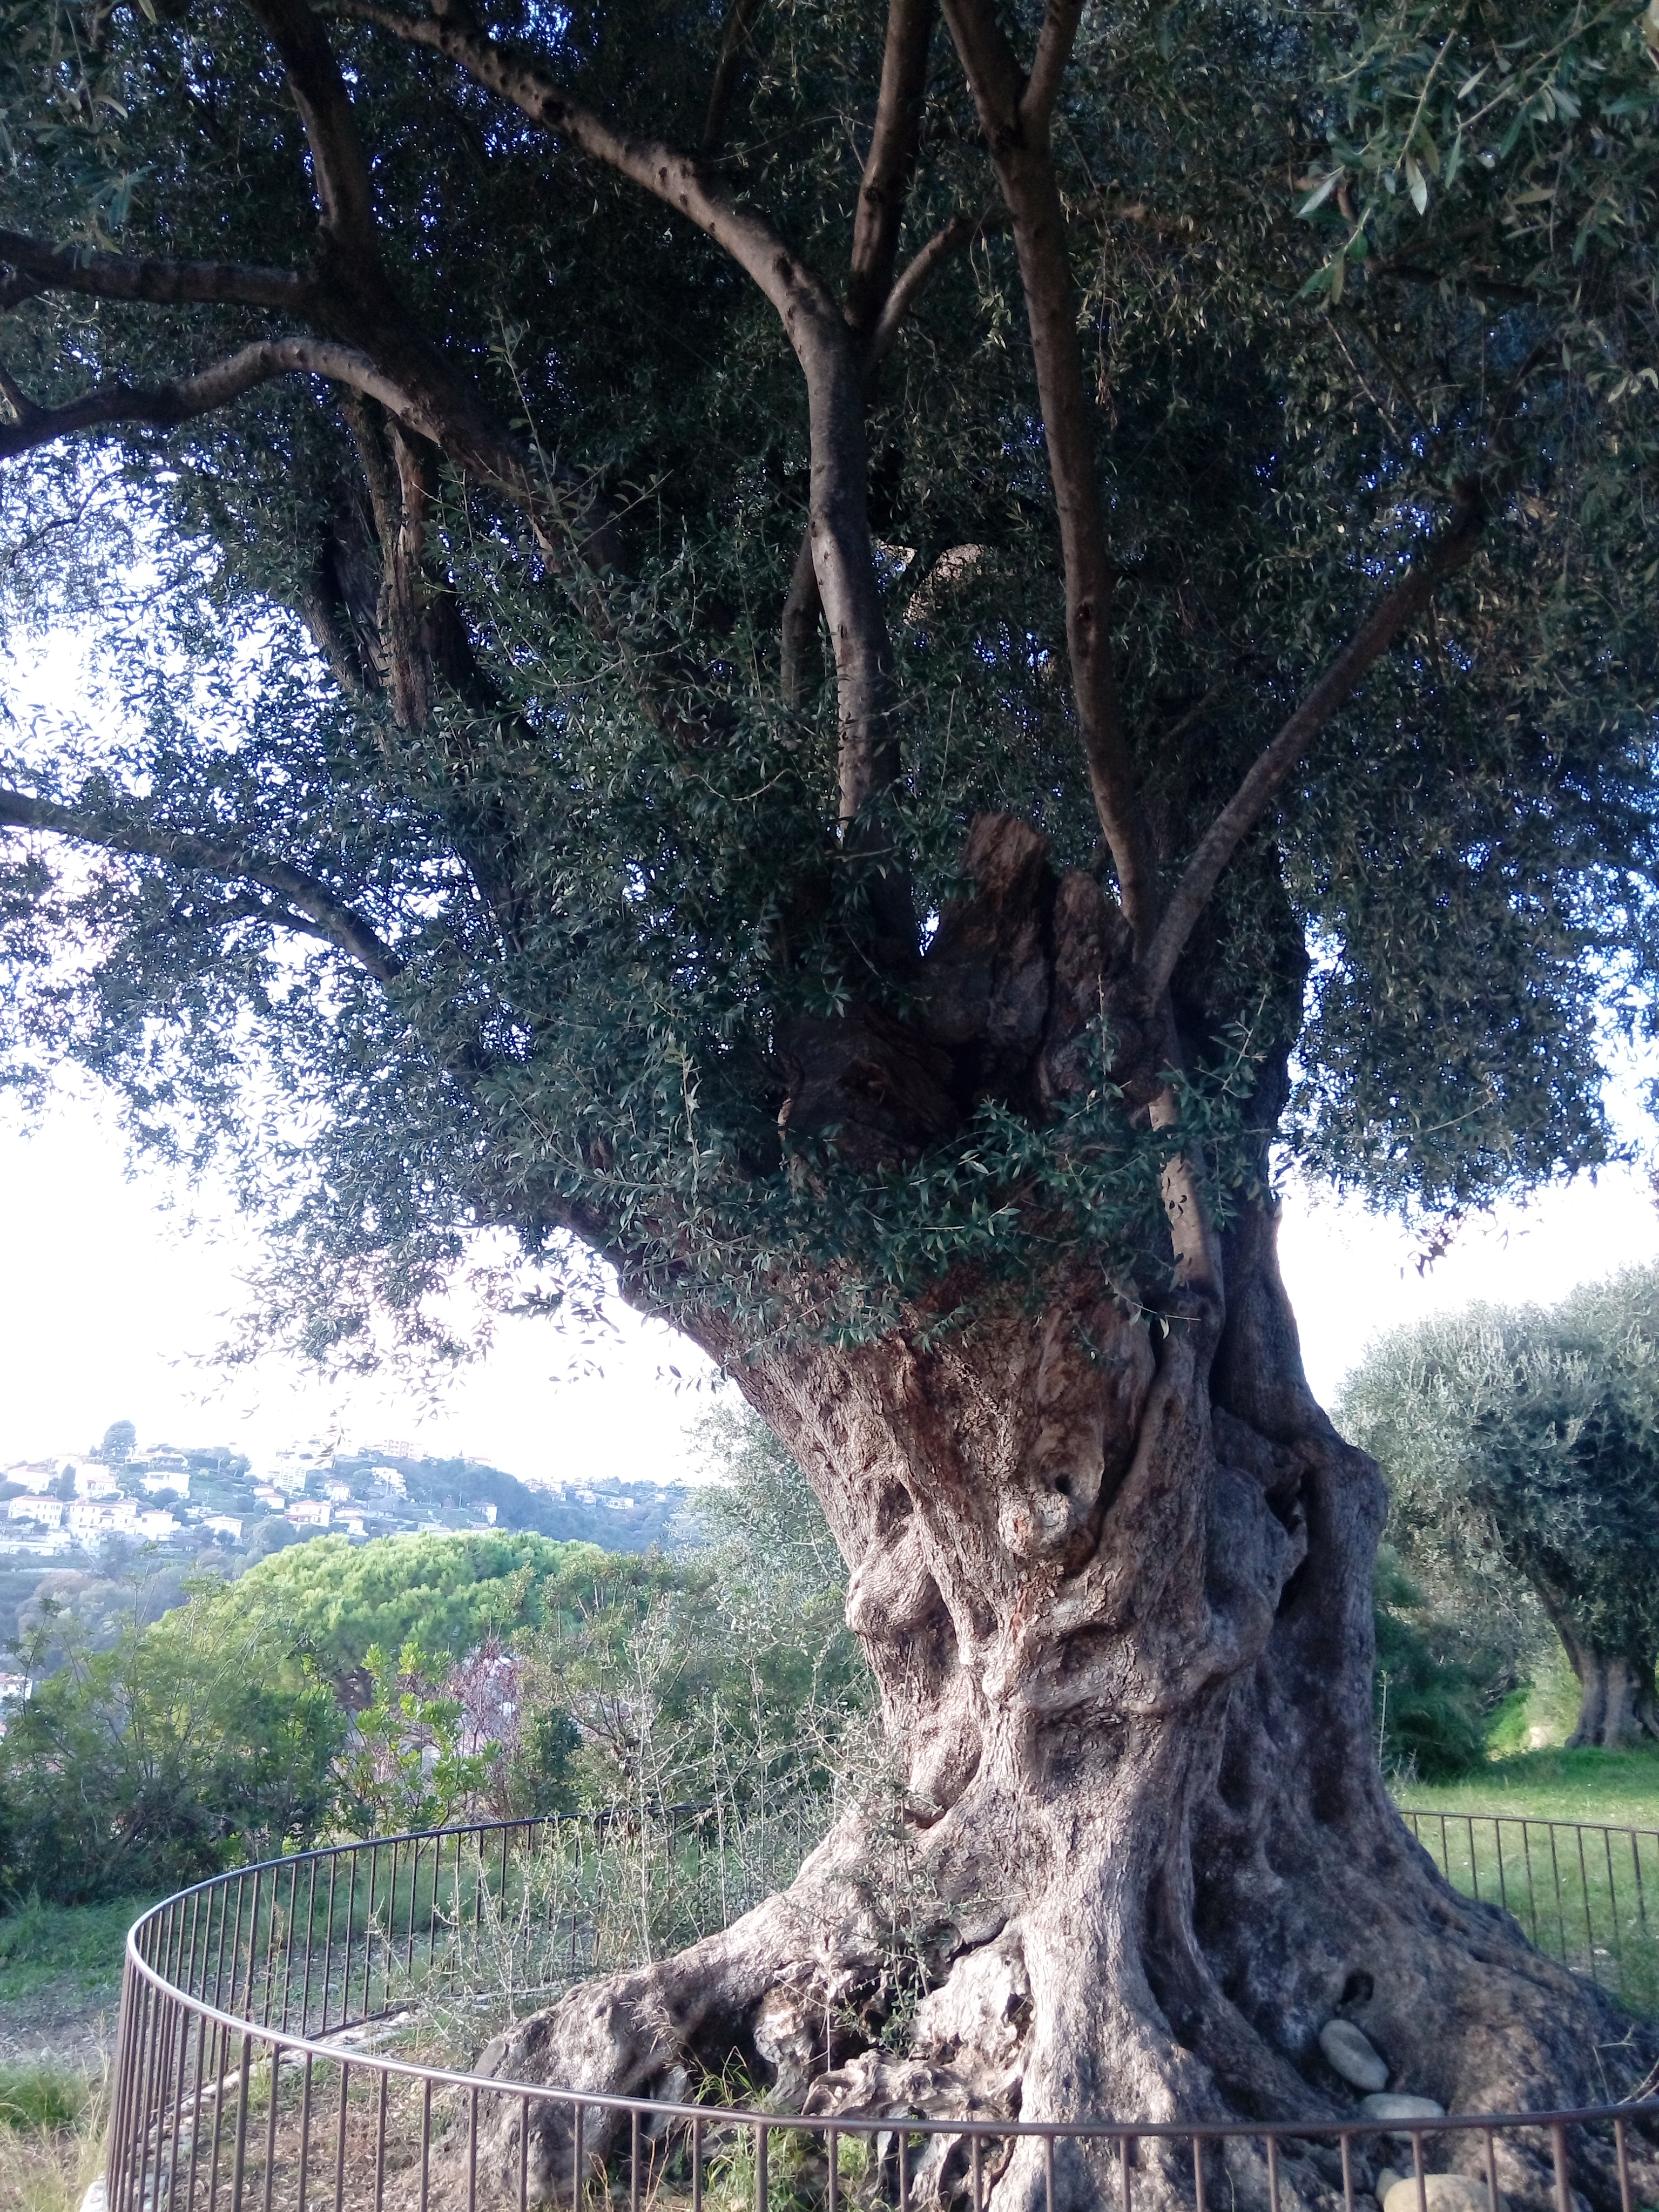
{"left": 0, "top": 2069, "right": 106, "bottom": 2212}
{"left": 0, "top": 1894, "right": 152, "bottom": 2006}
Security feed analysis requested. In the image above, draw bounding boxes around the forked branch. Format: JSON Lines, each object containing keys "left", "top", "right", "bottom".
{"left": 1137, "top": 485, "right": 1489, "bottom": 1000}
{"left": 0, "top": 790, "right": 404, "bottom": 983}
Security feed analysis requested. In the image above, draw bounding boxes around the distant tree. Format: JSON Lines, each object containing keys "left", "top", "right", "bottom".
{"left": 99, "top": 1421, "right": 137, "bottom": 1465}
{"left": 210, "top": 1529, "right": 596, "bottom": 1694}
{"left": 1341, "top": 1267, "right": 1659, "bottom": 1750}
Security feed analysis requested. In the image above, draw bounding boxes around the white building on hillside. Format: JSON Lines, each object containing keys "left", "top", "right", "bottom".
{"left": 8, "top": 1496, "right": 63, "bottom": 1528}
{"left": 287, "top": 1498, "right": 331, "bottom": 1527}
{"left": 203, "top": 1514, "right": 244, "bottom": 1540}
{"left": 141, "top": 1469, "right": 191, "bottom": 1498}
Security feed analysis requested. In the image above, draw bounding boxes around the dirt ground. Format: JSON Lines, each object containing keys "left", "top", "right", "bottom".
{"left": 0, "top": 1974, "right": 121, "bottom": 2078}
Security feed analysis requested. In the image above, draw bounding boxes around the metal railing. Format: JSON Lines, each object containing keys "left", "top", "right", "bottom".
{"left": 1401, "top": 1808, "right": 1659, "bottom": 2016}
{"left": 103, "top": 1809, "right": 1659, "bottom": 2212}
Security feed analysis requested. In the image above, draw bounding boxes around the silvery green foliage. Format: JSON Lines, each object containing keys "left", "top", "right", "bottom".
{"left": 0, "top": 0, "right": 1654, "bottom": 1354}
{"left": 1341, "top": 1264, "right": 1659, "bottom": 1674}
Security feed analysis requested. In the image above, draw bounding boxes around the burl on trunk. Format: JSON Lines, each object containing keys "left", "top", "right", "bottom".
{"left": 471, "top": 820, "right": 1655, "bottom": 2209}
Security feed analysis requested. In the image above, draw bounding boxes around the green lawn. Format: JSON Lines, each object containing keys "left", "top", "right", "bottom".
{"left": 1396, "top": 1745, "right": 1659, "bottom": 1829}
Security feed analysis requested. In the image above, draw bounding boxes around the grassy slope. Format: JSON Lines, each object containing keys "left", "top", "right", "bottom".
{"left": 0, "top": 1896, "right": 150, "bottom": 2008}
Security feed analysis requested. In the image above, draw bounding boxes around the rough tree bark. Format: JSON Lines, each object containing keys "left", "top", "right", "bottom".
{"left": 468, "top": 822, "right": 1659, "bottom": 2209}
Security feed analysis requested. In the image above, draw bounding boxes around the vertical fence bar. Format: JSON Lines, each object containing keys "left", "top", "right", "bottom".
{"left": 297, "top": 2055, "right": 315, "bottom": 2212}
{"left": 1522, "top": 1824, "right": 1542, "bottom": 1947}
{"left": 319, "top": 1857, "right": 339, "bottom": 2035}
{"left": 373, "top": 2066, "right": 389, "bottom": 2212}
{"left": 229, "top": 2032, "right": 253, "bottom": 2212}
{"left": 1120, "top": 2133, "right": 1134, "bottom": 2212}
{"left": 419, "top": 2077, "right": 433, "bottom": 2212}
{"left": 1339, "top": 2133, "right": 1353, "bottom": 2212}
{"left": 468, "top": 2083, "right": 480, "bottom": 2212}
{"left": 207, "top": 2017, "right": 233, "bottom": 2212}
{"left": 1266, "top": 2133, "right": 1280, "bottom": 2212}
{"left": 1577, "top": 1825, "right": 1598, "bottom": 1982}
{"left": 1483, "top": 2128, "right": 1499, "bottom": 2212}
{"left": 184, "top": 2011, "right": 212, "bottom": 2212}
{"left": 1615, "top": 2116, "right": 1634, "bottom": 2212}
{"left": 631, "top": 2107, "right": 642, "bottom": 2212}
{"left": 262, "top": 2032, "right": 282, "bottom": 2212}
{"left": 166, "top": 1996, "right": 193, "bottom": 2212}
{"left": 692, "top": 2113, "right": 703, "bottom": 2212}
{"left": 1602, "top": 1827, "right": 1625, "bottom": 1990}
{"left": 333, "top": 2062, "right": 351, "bottom": 2212}
{"left": 1044, "top": 2130, "right": 1055, "bottom": 2212}
{"left": 572, "top": 2101, "right": 585, "bottom": 2212}
{"left": 301, "top": 1860, "right": 319, "bottom": 2036}
{"left": 1551, "top": 2121, "right": 1572, "bottom": 2212}
{"left": 519, "top": 2092, "right": 530, "bottom": 2212}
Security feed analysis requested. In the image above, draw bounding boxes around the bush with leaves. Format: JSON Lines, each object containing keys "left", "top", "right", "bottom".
{"left": 0, "top": 1597, "right": 343, "bottom": 1905}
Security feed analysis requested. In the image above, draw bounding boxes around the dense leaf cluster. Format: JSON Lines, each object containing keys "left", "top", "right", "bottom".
{"left": 0, "top": 0, "right": 1654, "bottom": 1346}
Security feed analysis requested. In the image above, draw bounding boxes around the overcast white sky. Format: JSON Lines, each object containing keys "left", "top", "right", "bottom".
{"left": 3, "top": 1074, "right": 1656, "bottom": 1486}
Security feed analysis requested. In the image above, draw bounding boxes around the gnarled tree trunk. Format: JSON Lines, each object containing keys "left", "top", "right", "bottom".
{"left": 468, "top": 824, "right": 1657, "bottom": 2210}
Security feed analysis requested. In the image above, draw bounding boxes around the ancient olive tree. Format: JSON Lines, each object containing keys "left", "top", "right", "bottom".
{"left": 3, "top": 0, "right": 1659, "bottom": 2186}
{"left": 1345, "top": 1268, "right": 1659, "bottom": 1752}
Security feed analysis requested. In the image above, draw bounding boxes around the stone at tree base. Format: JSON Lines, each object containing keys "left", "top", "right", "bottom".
{"left": 1384, "top": 2176, "right": 1500, "bottom": 2212}
{"left": 1363, "top": 2094, "right": 1448, "bottom": 2122}
{"left": 1320, "top": 2019, "right": 1390, "bottom": 2092}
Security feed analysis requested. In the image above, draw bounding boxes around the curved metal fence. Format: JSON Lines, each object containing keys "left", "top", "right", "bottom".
{"left": 102, "top": 1809, "right": 1659, "bottom": 2212}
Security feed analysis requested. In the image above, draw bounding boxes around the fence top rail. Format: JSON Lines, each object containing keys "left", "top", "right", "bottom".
{"left": 109, "top": 1924, "right": 1659, "bottom": 2146}
{"left": 1399, "top": 1808, "right": 1659, "bottom": 1842}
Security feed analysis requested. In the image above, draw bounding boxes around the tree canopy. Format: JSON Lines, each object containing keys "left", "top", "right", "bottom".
{"left": 0, "top": 0, "right": 1654, "bottom": 1353}
{"left": 1342, "top": 1264, "right": 1659, "bottom": 1749}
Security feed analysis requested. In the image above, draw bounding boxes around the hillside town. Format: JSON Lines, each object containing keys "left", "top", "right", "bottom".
{"left": 0, "top": 1429, "right": 689, "bottom": 1566}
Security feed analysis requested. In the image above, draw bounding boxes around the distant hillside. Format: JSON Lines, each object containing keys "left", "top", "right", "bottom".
{"left": 336, "top": 1454, "right": 692, "bottom": 1552}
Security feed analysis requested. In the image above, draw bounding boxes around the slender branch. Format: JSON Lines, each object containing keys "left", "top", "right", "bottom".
{"left": 1021, "top": 0, "right": 1085, "bottom": 135}
{"left": 245, "top": 0, "right": 381, "bottom": 255}
{"left": 1138, "top": 487, "right": 1488, "bottom": 1000}
{"left": 0, "top": 336, "right": 436, "bottom": 461}
{"left": 866, "top": 207, "right": 997, "bottom": 370}
{"left": 845, "top": 0, "right": 937, "bottom": 338}
{"left": 700, "top": 0, "right": 768, "bottom": 154}
{"left": 0, "top": 230, "right": 310, "bottom": 313}
{"left": 941, "top": 0, "right": 1161, "bottom": 950}
{"left": 0, "top": 789, "right": 404, "bottom": 983}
